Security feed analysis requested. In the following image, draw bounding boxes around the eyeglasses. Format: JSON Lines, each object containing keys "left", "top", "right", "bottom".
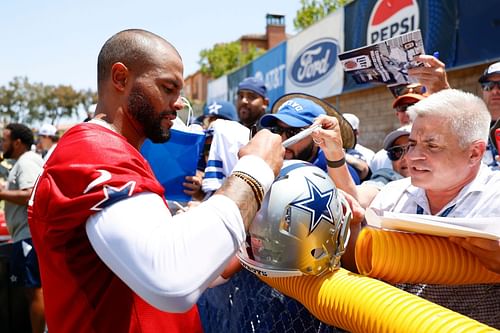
{"left": 481, "top": 80, "right": 500, "bottom": 92}
{"left": 268, "top": 126, "right": 304, "bottom": 139}
{"left": 389, "top": 83, "right": 426, "bottom": 98}
{"left": 386, "top": 145, "right": 408, "bottom": 161}
{"left": 395, "top": 103, "right": 415, "bottom": 113}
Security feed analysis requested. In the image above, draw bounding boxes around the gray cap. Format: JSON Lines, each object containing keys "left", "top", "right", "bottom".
{"left": 383, "top": 125, "right": 411, "bottom": 150}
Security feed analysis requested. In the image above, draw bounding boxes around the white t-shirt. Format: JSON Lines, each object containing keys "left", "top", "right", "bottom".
{"left": 203, "top": 120, "right": 250, "bottom": 192}
{"left": 6, "top": 150, "right": 44, "bottom": 241}
{"left": 369, "top": 149, "right": 392, "bottom": 173}
{"left": 355, "top": 143, "right": 375, "bottom": 164}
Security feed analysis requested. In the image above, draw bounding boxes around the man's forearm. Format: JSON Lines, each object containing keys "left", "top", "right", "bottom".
{"left": 216, "top": 155, "right": 276, "bottom": 230}
{"left": 216, "top": 175, "right": 260, "bottom": 230}
{"left": 0, "top": 188, "right": 32, "bottom": 205}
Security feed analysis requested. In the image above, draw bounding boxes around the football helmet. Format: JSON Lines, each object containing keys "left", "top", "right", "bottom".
{"left": 238, "top": 160, "right": 352, "bottom": 277}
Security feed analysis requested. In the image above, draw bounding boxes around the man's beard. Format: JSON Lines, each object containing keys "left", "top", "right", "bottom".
{"left": 3, "top": 144, "right": 13, "bottom": 159}
{"left": 290, "top": 141, "right": 316, "bottom": 162}
{"left": 127, "top": 86, "right": 172, "bottom": 143}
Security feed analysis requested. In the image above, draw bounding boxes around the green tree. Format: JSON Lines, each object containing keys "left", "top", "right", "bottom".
{"left": 198, "top": 41, "right": 264, "bottom": 79}
{"left": 42, "top": 85, "right": 81, "bottom": 123}
{"left": 293, "top": 0, "right": 352, "bottom": 31}
{"left": 0, "top": 77, "right": 34, "bottom": 123}
{"left": 0, "top": 77, "right": 97, "bottom": 125}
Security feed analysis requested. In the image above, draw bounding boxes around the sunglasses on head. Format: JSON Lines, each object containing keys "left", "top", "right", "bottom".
{"left": 481, "top": 80, "right": 500, "bottom": 92}
{"left": 268, "top": 126, "right": 304, "bottom": 139}
{"left": 386, "top": 144, "right": 408, "bottom": 161}
{"left": 389, "top": 83, "right": 426, "bottom": 98}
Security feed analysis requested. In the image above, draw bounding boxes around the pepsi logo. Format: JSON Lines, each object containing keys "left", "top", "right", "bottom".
{"left": 289, "top": 38, "right": 339, "bottom": 86}
{"left": 367, "top": 0, "right": 420, "bottom": 44}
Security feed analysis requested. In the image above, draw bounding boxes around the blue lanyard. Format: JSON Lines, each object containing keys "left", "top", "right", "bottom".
{"left": 416, "top": 204, "right": 455, "bottom": 217}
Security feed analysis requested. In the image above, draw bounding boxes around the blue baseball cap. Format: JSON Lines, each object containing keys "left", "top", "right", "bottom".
{"left": 237, "top": 77, "right": 267, "bottom": 98}
{"left": 260, "top": 98, "right": 326, "bottom": 128}
{"left": 203, "top": 100, "right": 238, "bottom": 121}
{"left": 265, "top": 93, "right": 357, "bottom": 149}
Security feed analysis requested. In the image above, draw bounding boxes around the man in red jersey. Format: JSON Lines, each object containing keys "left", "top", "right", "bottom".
{"left": 28, "top": 29, "right": 284, "bottom": 333}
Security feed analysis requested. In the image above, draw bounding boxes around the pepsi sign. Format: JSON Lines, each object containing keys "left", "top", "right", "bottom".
{"left": 367, "top": 0, "right": 420, "bottom": 44}
{"left": 289, "top": 38, "right": 339, "bottom": 86}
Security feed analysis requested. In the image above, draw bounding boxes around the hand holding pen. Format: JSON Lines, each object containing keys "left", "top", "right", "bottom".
{"left": 282, "top": 124, "right": 322, "bottom": 148}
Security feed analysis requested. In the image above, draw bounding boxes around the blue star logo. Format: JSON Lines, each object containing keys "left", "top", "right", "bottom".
{"left": 290, "top": 178, "right": 334, "bottom": 234}
{"left": 91, "top": 181, "right": 136, "bottom": 211}
{"left": 208, "top": 101, "right": 223, "bottom": 115}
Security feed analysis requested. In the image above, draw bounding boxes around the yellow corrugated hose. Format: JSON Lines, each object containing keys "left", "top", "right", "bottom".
{"left": 260, "top": 268, "right": 498, "bottom": 332}
{"left": 355, "top": 227, "right": 500, "bottom": 284}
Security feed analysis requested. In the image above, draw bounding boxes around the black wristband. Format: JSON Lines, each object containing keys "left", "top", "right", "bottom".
{"left": 326, "top": 156, "right": 346, "bottom": 168}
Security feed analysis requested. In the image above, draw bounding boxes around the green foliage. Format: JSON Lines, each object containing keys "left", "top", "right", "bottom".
{"left": 293, "top": 0, "right": 352, "bottom": 31}
{"left": 198, "top": 41, "right": 264, "bottom": 79}
{"left": 0, "top": 77, "right": 97, "bottom": 125}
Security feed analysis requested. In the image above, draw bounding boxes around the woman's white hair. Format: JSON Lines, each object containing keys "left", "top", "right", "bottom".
{"left": 407, "top": 89, "right": 491, "bottom": 149}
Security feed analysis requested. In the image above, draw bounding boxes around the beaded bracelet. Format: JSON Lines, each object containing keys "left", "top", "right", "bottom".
{"left": 326, "top": 156, "right": 346, "bottom": 168}
{"left": 232, "top": 171, "right": 265, "bottom": 210}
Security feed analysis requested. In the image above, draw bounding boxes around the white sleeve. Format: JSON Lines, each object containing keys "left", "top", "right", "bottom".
{"left": 85, "top": 192, "right": 245, "bottom": 313}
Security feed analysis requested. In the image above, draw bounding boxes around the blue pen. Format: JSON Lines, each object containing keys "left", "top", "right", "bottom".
{"left": 433, "top": 51, "right": 440, "bottom": 59}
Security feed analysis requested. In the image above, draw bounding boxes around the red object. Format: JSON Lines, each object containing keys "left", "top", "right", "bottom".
{"left": 372, "top": 0, "right": 414, "bottom": 25}
{"left": 495, "top": 128, "right": 500, "bottom": 152}
{"left": 0, "top": 211, "right": 10, "bottom": 242}
{"left": 344, "top": 60, "right": 359, "bottom": 70}
{"left": 29, "top": 123, "right": 202, "bottom": 333}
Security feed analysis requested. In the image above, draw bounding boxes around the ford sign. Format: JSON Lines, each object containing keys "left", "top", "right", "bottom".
{"left": 289, "top": 38, "right": 339, "bottom": 86}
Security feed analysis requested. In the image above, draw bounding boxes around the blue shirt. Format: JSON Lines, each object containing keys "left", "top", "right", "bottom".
{"left": 313, "top": 149, "right": 361, "bottom": 185}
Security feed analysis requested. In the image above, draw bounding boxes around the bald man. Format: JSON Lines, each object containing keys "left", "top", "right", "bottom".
{"left": 28, "top": 29, "right": 284, "bottom": 332}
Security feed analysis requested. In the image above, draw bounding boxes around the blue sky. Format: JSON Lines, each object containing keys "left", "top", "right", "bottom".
{"left": 0, "top": 0, "right": 302, "bottom": 92}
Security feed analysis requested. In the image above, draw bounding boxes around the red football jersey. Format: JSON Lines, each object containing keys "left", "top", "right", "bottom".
{"left": 28, "top": 123, "right": 202, "bottom": 333}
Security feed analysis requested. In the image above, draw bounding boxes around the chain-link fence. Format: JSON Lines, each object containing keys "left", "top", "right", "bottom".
{"left": 198, "top": 269, "right": 346, "bottom": 333}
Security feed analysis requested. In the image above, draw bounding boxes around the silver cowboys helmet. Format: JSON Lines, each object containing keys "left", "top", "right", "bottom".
{"left": 238, "top": 160, "right": 352, "bottom": 277}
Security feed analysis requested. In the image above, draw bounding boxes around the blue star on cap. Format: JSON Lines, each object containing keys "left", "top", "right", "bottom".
{"left": 290, "top": 178, "right": 334, "bottom": 234}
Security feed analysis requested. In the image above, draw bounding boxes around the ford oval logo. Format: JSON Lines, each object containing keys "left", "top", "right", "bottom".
{"left": 290, "top": 38, "right": 339, "bottom": 86}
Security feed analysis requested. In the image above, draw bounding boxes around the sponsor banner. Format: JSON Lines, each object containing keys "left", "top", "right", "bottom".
{"left": 251, "top": 42, "right": 287, "bottom": 108}
{"left": 367, "top": 0, "right": 420, "bottom": 45}
{"left": 206, "top": 75, "right": 229, "bottom": 102}
{"left": 227, "top": 63, "right": 252, "bottom": 106}
{"left": 455, "top": 0, "right": 500, "bottom": 67}
{"left": 285, "top": 9, "right": 344, "bottom": 98}
{"left": 343, "top": 0, "right": 457, "bottom": 92}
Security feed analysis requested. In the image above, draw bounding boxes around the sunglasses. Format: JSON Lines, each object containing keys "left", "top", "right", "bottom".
{"left": 386, "top": 145, "right": 408, "bottom": 161}
{"left": 389, "top": 83, "right": 426, "bottom": 98}
{"left": 268, "top": 126, "right": 304, "bottom": 139}
{"left": 395, "top": 103, "right": 415, "bottom": 113}
{"left": 481, "top": 80, "right": 500, "bottom": 91}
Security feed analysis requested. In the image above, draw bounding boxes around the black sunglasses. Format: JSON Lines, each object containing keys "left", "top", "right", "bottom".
{"left": 481, "top": 80, "right": 500, "bottom": 92}
{"left": 389, "top": 83, "right": 426, "bottom": 98}
{"left": 386, "top": 145, "right": 408, "bottom": 161}
{"left": 395, "top": 103, "right": 415, "bottom": 113}
{"left": 268, "top": 126, "right": 304, "bottom": 139}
